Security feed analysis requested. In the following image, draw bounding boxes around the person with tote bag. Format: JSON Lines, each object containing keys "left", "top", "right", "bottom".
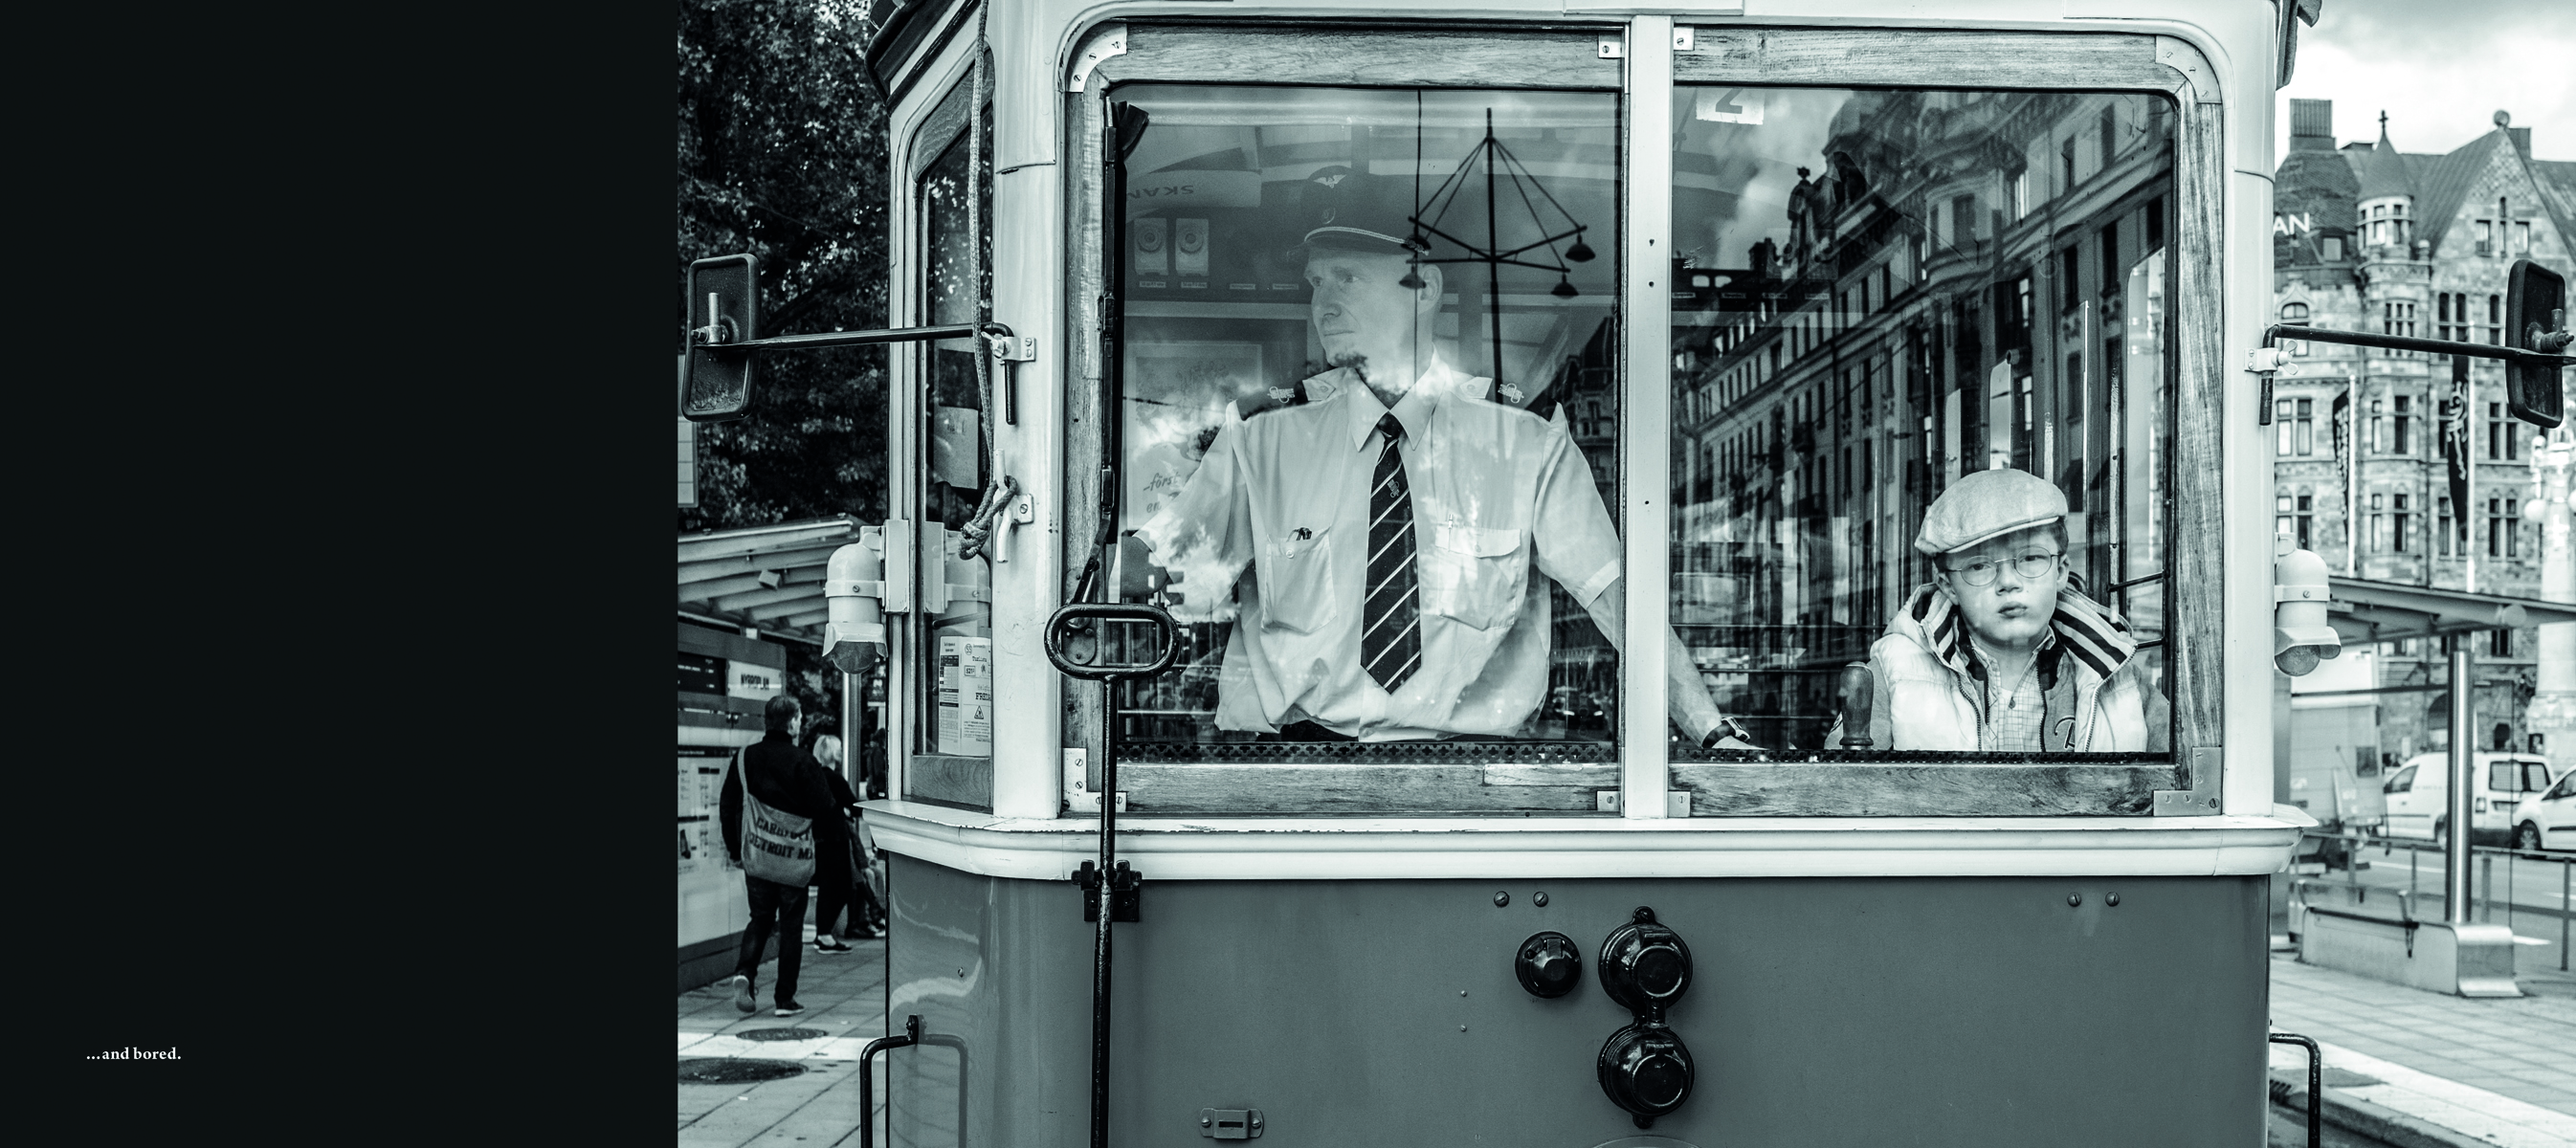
{"left": 719, "top": 695, "right": 836, "bottom": 1016}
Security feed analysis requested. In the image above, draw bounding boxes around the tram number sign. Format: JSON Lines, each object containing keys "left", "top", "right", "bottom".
{"left": 2504, "top": 258, "right": 2566, "bottom": 429}
{"left": 682, "top": 254, "right": 759, "bottom": 423}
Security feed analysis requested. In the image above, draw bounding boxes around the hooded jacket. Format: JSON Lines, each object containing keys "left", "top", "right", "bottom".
{"left": 1832, "top": 581, "right": 2170, "bottom": 753}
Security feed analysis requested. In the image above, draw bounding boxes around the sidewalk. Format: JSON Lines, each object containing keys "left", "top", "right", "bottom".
{"left": 677, "top": 924, "right": 890, "bottom": 1148}
{"left": 2268, "top": 945, "right": 2576, "bottom": 1147}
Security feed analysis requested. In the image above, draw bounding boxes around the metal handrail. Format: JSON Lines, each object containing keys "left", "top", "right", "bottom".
{"left": 2289, "top": 828, "right": 2571, "bottom": 970}
{"left": 858, "top": 1014, "right": 921, "bottom": 1148}
{"left": 2268, "top": 1032, "right": 2323, "bottom": 1148}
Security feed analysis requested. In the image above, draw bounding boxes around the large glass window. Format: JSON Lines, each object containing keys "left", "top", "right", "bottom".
{"left": 1667, "top": 87, "right": 2174, "bottom": 760}
{"left": 1107, "top": 86, "right": 1699, "bottom": 791}
{"left": 915, "top": 83, "right": 993, "bottom": 771}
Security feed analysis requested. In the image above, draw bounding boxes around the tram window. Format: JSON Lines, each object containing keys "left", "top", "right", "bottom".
{"left": 1669, "top": 87, "right": 2175, "bottom": 760}
{"left": 1110, "top": 84, "right": 1676, "bottom": 789}
{"left": 916, "top": 83, "right": 994, "bottom": 766}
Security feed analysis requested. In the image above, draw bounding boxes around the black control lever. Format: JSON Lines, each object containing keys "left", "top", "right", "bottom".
{"left": 1045, "top": 602, "right": 1180, "bottom": 681}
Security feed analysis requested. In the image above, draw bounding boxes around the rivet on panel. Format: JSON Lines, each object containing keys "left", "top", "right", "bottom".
{"left": 1494, "top": 891, "right": 1511, "bottom": 907}
{"left": 2106, "top": 893, "right": 2121, "bottom": 906}
{"left": 2068, "top": 893, "right": 2083, "bottom": 907}
{"left": 1533, "top": 892, "right": 1549, "bottom": 907}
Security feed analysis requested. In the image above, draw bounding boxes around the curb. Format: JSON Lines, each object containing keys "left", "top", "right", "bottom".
{"left": 2269, "top": 1071, "right": 2506, "bottom": 1148}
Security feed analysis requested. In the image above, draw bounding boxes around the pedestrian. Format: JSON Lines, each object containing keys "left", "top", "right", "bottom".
{"left": 720, "top": 694, "right": 837, "bottom": 1016}
{"left": 1830, "top": 467, "right": 2169, "bottom": 752}
{"left": 807, "top": 732, "right": 865, "bottom": 952}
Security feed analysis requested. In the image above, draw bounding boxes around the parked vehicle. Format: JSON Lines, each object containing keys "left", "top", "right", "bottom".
{"left": 2516, "top": 770, "right": 2575, "bottom": 852}
{"left": 2383, "top": 752, "right": 2557, "bottom": 847}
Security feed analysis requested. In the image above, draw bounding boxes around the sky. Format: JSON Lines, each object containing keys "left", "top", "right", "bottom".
{"left": 2276, "top": 0, "right": 2576, "bottom": 162}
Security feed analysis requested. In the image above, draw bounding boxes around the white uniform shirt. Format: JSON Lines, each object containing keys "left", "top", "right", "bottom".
{"left": 1133, "top": 361, "right": 1623, "bottom": 740}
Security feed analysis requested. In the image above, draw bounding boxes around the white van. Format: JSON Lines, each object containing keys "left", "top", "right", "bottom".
{"left": 2382, "top": 752, "right": 2557, "bottom": 846}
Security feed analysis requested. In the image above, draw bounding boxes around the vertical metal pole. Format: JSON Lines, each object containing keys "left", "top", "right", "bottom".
{"left": 2561, "top": 860, "right": 2568, "bottom": 971}
{"left": 2446, "top": 645, "right": 2475, "bottom": 924}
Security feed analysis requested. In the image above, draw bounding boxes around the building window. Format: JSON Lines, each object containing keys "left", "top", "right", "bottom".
{"left": 2491, "top": 629, "right": 2513, "bottom": 658}
{"left": 2321, "top": 235, "right": 2343, "bottom": 261}
{"left": 2099, "top": 106, "right": 2118, "bottom": 168}
{"left": 2477, "top": 219, "right": 2493, "bottom": 253}
{"left": 2060, "top": 246, "right": 2080, "bottom": 312}
{"left": 2487, "top": 294, "right": 2502, "bottom": 344}
{"left": 2370, "top": 398, "right": 2386, "bottom": 453}
{"left": 2394, "top": 394, "right": 2412, "bottom": 454}
{"left": 2517, "top": 221, "right": 2532, "bottom": 254}
{"left": 2382, "top": 300, "right": 2417, "bottom": 344}
{"left": 1952, "top": 195, "right": 1977, "bottom": 246}
{"left": 2371, "top": 493, "right": 2386, "bottom": 552}
{"left": 2060, "top": 135, "right": 2076, "bottom": 191}
{"left": 2011, "top": 169, "right": 2030, "bottom": 221}
{"left": 2439, "top": 496, "right": 2454, "bottom": 556}
{"left": 2489, "top": 401, "right": 2521, "bottom": 460}
{"left": 2296, "top": 494, "right": 2313, "bottom": 550}
{"left": 2488, "top": 496, "right": 2520, "bottom": 558}
{"left": 2393, "top": 494, "right": 2409, "bottom": 553}
{"left": 2295, "top": 398, "right": 2314, "bottom": 455}
{"left": 2373, "top": 220, "right": 2389, "bottom": 246}
{"left": 2281, "top": 301, "right": 2310, "bottom": 322}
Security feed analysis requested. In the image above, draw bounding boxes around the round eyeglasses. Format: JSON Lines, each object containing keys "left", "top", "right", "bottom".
{"left": 1942, "top": 550, "right": 2062, "bottom": 586}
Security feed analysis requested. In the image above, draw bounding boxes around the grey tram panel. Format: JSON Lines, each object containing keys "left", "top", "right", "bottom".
{"left": 884, "top": 854, "right": 2266, "bottom": 1148}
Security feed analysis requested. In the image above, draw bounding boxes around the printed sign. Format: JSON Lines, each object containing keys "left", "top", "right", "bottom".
{"left": 938, "top": 635, "right": 994, "bottom": 756}
{"left": 727, "top": 661, "right": 784, "bottom": 701}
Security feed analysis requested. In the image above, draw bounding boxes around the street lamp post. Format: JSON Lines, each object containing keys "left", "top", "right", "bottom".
{"left": 2447, "top": 643, "right": 2476, "bottom": 924}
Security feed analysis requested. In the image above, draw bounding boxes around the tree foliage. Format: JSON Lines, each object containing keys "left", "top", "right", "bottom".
{"left": 677, "top": 0, "right": 891, "bottom": 532}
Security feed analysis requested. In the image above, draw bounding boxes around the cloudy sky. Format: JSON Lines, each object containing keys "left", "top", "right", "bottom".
{"left": 2275, "top": 0, "right": 2576, "bottom": 161}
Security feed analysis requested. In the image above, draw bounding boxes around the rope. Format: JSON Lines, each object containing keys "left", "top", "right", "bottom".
{"left": 956, "top": 3, "right": 1016, "bottom": 563}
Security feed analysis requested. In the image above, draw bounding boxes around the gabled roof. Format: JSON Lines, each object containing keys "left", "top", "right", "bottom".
{"left": 2409, "top": 130, "right": 2508, "bottom": 254}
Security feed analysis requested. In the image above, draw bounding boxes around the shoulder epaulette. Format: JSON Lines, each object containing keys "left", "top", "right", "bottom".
{"left": 1234, "top": 381, "right": 1310, "bottom": 420}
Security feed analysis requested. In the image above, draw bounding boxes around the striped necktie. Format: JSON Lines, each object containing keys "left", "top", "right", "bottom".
{"left": 1364, "top": 412, "right": 1422, "bottom": 693}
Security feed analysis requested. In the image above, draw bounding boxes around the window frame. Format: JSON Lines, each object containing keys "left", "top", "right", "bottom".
{"left": 1066, "top": 21, "right": 2222, "bottom": 817}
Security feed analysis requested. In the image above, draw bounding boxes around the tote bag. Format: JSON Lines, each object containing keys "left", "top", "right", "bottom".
{"left": 736, "top": 753, "right": 816, "bottom": 887}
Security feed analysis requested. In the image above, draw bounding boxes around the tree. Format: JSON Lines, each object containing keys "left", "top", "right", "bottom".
{"left": 677, "top": 0, "right": 891, "bottom": 532}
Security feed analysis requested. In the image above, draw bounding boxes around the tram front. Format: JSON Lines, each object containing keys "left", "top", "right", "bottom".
{"left": 851, "top": 0, "right": 2306, "bottom": 1143}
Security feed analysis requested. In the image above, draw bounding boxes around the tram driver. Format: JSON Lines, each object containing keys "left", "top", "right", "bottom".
{"left": 1131, "top": 172, "right": 1747, "bottom": 746}
{"left": 1829, "top": 467, "right": 2170, "bottom": 753}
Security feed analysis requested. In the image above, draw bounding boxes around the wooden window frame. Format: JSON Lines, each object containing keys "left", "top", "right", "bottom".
{"left": 1063, "top": 20, "right": 2223, "bottom": 818}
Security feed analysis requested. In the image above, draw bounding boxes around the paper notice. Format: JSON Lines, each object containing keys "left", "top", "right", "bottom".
{"left": 938, "top": 635, "right": 994, "bottom": 756}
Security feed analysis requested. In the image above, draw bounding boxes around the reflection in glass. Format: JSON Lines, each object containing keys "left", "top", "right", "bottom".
{"left": 1110, "top": 86, "right": 1720, "bottom": 756}
{"left": 919, "top": 93, "right": 993, "bottom": 760}
{"left": 1668, "top": 86, "right": 2172, "bottom": 756}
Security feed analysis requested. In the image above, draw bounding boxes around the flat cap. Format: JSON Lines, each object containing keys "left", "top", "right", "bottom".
{"left": 1914, "top": 467, "right": 2067, "bottom": 556}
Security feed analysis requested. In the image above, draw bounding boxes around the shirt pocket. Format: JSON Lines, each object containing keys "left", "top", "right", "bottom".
{"left": 1256, "top": 527, "right": 1339, "bottom": 635}
{"left": 1418, "top": 524, "right": 1528, "bottom": 631}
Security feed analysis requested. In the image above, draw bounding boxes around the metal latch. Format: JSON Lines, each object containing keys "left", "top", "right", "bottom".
{"left": 1077, "top": 860, "right": 1141, "bottom": 922}
{"left": 1199, "top": 1109, "right": 1263, "bottom": 1139}
{"left": 1598, "top": 36, "right": 1623, "bottom": 58}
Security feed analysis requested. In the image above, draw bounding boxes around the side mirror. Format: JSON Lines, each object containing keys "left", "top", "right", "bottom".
{"left": 2273, "top": 538, "right": 2340, "bottom": 676}
{"left": 2504, "top": 258, "right": 2567, "bottom": 429}
{"left": 682, "top": 254, "right": 760, "bottom": 423}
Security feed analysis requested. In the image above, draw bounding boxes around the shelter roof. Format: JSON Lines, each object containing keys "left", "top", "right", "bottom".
{"left": 2325, "top": 577, "right": 2576, "bottom": 645}
{"left": 677, "top": 516, "right": 868, "bottom": 645}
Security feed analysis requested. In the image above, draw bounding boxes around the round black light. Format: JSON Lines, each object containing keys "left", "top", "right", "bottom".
{"left": 1515, "top": 931, "right": 1583, "bottom": 998}
{"left": 1598, "top": 906, "right": 1694, "bottom": 1015}
{"left": 1596, "top": 1021, "right": 1696, "bottom": 1123}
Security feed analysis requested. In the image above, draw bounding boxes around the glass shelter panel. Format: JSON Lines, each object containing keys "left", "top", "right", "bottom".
{"left": 1105, "top": 85, "right": 1669, "bottom": 805}
{"left": 915, "top": 89, "right": 994, "bottom": 771}
{"left": 1667, "top": 86, "right": 2174, "bottom": 765}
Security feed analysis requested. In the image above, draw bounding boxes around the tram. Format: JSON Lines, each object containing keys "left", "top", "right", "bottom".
{"left": 678, "top": 0, "right": 2568, "bottom": 1143}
